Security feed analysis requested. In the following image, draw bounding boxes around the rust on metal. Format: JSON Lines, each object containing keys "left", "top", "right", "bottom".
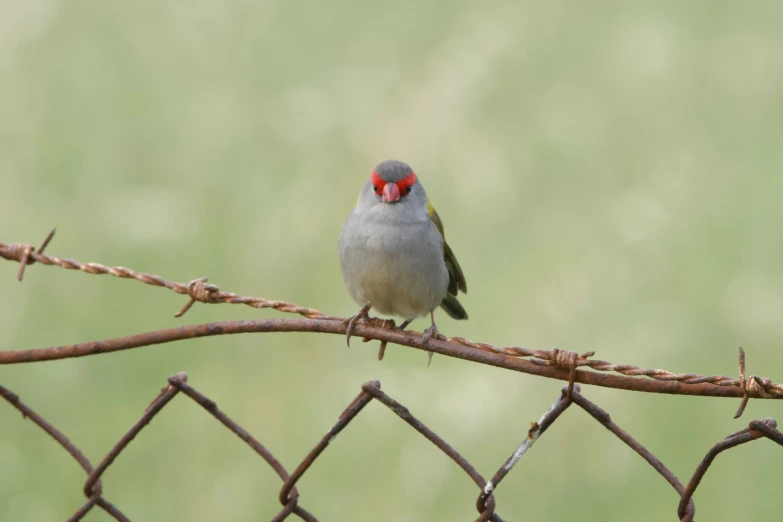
{"left": 677, "top": 418, "right": 782, "bottom": 521}
{"left": 3, "top": 231, "right": 783, "bottom": 520}
{"left": 3, "top": 374, "right": 783, "bottom": 520}
{"left": 1, "top": 317, "right": 781, "bottom": 402}
{"left": 2, "top": 232, "right": 783, "bottom": 401}
{"left": 0, "top": 383, "right": 129, "bottom": 521}
{"left": 570, "top": 391, "right": 696, "bottom": 520}
{"left": 477, "top": 389, "right": 573, "bottom": 514}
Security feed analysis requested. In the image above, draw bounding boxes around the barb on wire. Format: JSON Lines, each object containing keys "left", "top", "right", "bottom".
{"left": 174, "top": 277, "right": 221, "bottom": 317}
{"left": 733, "top": 347, "right": 779, "bottom": 418}
{"left": 2, "top": 317, "right": 781, "bottom": 403}
{"left": 3, "top": 231, "right": 783, "bottom": 402}
{"left": 736, "top": 347, "right": 751, "bottom": 419}
{"left": 4, "top": 227, "right": 57, "bottom": 282}
{"left": 2, "top": 231, "right": 783, "bottom": 404}
{"left": 0, "top": 230, "right": 335, "bottom": 320}
{"left": 3, "top": 229, "right": 783, "bottom": 519}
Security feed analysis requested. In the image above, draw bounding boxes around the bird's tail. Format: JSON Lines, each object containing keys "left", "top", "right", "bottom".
{"left": 440, "top": 295, "right": 468, "bottom": 320}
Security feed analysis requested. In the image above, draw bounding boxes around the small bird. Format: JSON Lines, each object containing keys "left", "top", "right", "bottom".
{"left": 338, "top": 159, "right": 468, "bottom": 355}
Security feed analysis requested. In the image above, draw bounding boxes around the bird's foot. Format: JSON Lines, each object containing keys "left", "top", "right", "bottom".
{"left": 421, "top": 321, "right": 441, "bottom": 367}
{"left": 421, "top": 324, "right": 439, "bottom": 344}
{"left": 342, "top": 305, "right": 372, "bottom": 347}
{"left": 377, "top": 319, "right": 412, "bottom": 361}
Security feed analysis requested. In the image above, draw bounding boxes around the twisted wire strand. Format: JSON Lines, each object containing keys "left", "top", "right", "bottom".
{"left": 2, "top": 233, "right": 782, "bottom": 401}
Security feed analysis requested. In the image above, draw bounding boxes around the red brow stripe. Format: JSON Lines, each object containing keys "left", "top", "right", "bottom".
{"left": 370, "top": 171, "right": 385, "bottom": 189}
{"left": 396, "top": 172, "right": 417, "bottom": 193}
{"left": 369, "top": 170, "right": 417, "bottom": 195}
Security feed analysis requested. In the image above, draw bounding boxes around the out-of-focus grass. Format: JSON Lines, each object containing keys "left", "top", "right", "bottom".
{"left": 2, "top": 1, "right": 783, "bottom": 521}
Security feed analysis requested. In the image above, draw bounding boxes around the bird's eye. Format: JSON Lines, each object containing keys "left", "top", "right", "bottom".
{"left": 406, "top": 187, "right": 412, "bottom": 194}
{"left": 373, "top": 185, "right": 379, "bottom": 193}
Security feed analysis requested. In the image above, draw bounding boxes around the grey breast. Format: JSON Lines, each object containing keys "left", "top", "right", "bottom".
{"left": 339, "top": 205, "right": 449, "bottom": 320}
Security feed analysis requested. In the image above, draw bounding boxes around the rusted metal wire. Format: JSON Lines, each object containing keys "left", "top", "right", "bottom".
{"left": 477, "top": 390, "right": 573, "bottom": 515}
{"left": 570, "top": 390, "right": 697, "bottom": 520}
{"left": 3, "top": 375, "right": 782, "bottom": 521}
{"left": 360, "top": 382, "right": 501, "bottom": 522}
{"left": 0, "top": 318, "right": 778, "bottom": 404}
{"left": 0, "top": 384, "right": 129, "bottom": 521}
{"left": 0, "top": 232, "right": 336, "bottom": 321}
{"left": 3, "top": 230, "right": 783, "bottom": 519}
{"left": 677, "top": 418, "right": 783, "bottom": 522}
{"left": 2, "top": 232, "right": 783, "bottom": 407}
{"left": 1, "top": 374, "right": 319, "bottom": 521}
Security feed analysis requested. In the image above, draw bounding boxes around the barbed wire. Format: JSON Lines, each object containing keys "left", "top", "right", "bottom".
{"left": 1, "top": 230, "right": 782, "bottom": 411}
{"left": 2, "top": 228, "right": 783, "bottom": 520}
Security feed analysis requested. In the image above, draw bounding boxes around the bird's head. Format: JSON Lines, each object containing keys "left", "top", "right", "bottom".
{"left": 370, "top": 159, "right": 418, "bottom": 203}
{"left": 358, "top": 159, "right": 427, "bottom": 214}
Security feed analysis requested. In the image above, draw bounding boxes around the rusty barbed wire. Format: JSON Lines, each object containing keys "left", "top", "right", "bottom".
{"left": 1, "top": 230, "right": 782, "bottom": 409}
{"left": 3, "top": 375, "right": 782, "bottom": 521}
{"left": 3, "top": 229, "right": 783, "bottom": 519}
{"left": 0, "top": 229, "right": 337, "bottom": 321}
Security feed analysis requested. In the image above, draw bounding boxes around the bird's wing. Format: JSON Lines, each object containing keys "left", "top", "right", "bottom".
{"left": 428, "top": 200, "right": 467, "bottom": 296}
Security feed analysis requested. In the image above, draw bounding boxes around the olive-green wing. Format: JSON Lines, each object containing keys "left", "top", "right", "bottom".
{"left": 428, "top": 201, "right": 467, "bottom": 296}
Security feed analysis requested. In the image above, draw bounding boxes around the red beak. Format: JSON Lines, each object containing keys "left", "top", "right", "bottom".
{"left": 381, "top": 182, "right": 401, "bottom": 203}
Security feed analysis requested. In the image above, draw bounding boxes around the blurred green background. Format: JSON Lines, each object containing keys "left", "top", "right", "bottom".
{"left": 2, "top": 1, "right": 783, "bottom": 520}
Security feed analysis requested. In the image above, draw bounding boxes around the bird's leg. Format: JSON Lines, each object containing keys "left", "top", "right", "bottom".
{"left": 377, "top": 319, "right": 413, "bottom": 361}
{"left": 342, "top": 304, "right": 372, "bottom": 347}
{"left": 422, "top": 311, "right": 439, "bottom": 343}
{"left": 422, "top": 311, "right": 440, "bottom": 366}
